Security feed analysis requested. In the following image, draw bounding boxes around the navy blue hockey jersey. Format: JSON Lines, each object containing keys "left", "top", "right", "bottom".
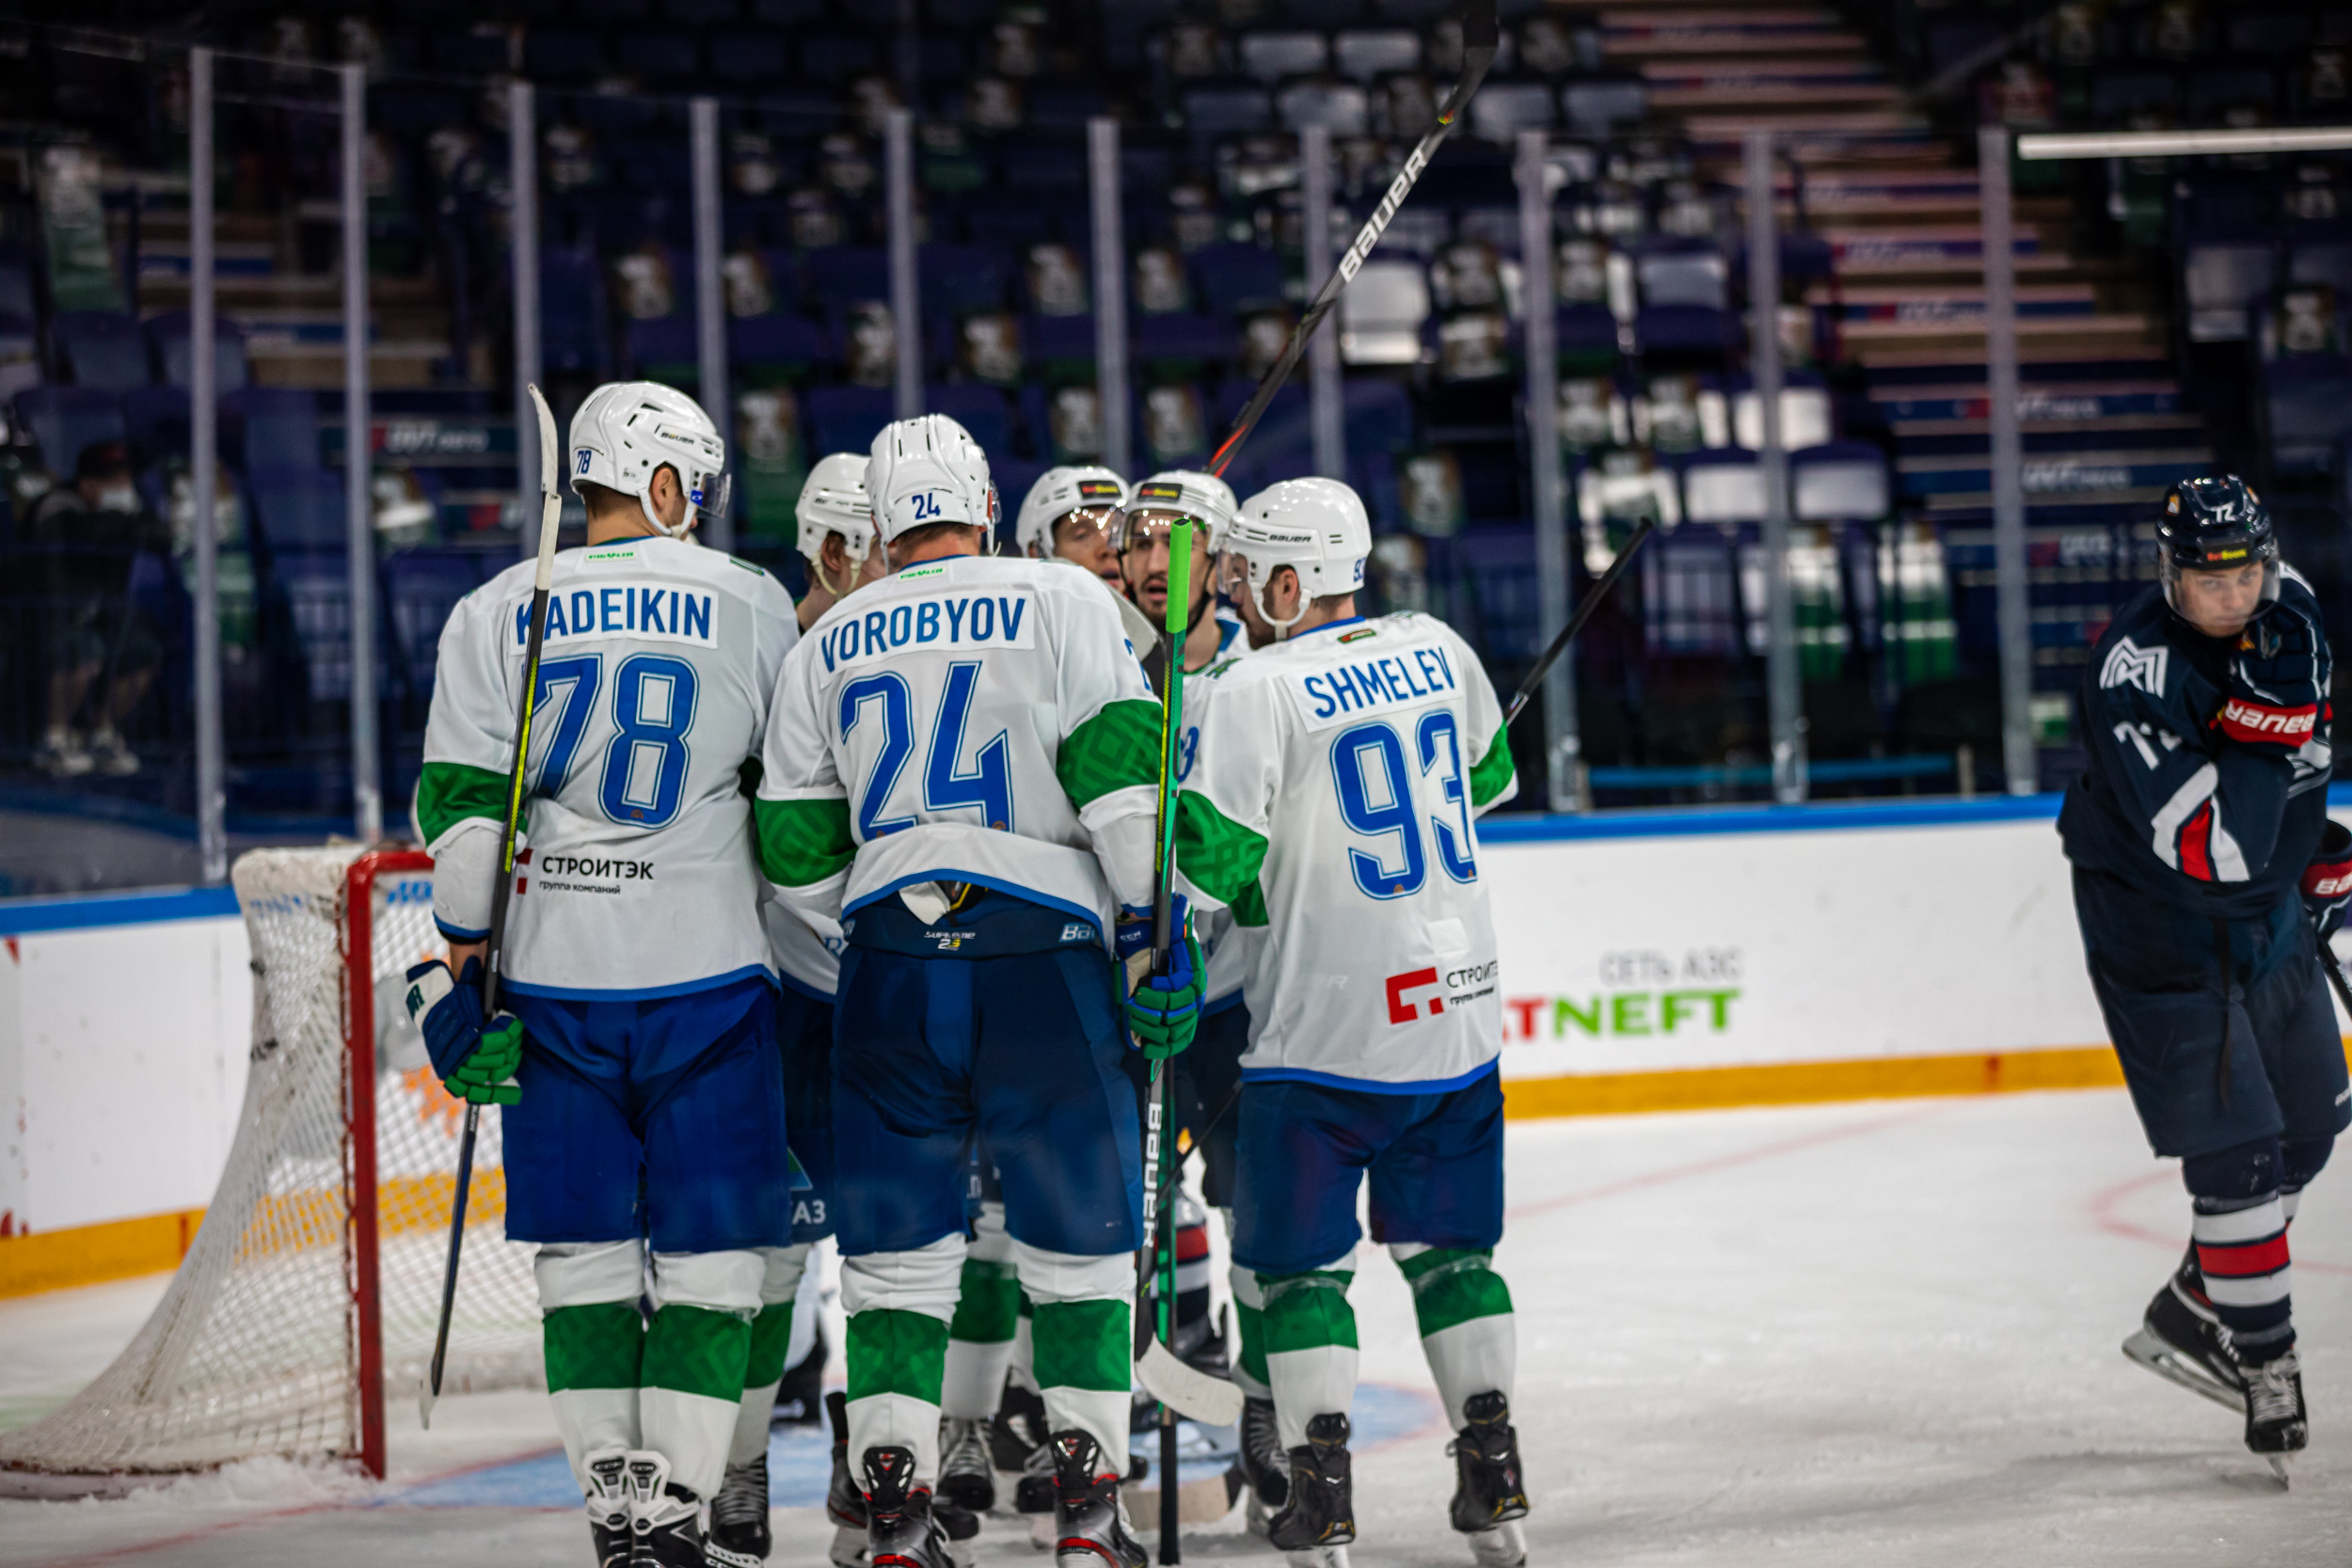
{"left": 2058, "top": 575, "right": 2334, "bottom": 918}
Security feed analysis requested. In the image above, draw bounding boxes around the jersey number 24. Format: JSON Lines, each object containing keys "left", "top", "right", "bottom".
{"left": 1329, "top": 712, "right": 1478, "bottom": 899}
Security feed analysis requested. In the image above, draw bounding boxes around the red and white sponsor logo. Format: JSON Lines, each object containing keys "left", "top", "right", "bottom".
{"left": 2303, "top": 864, "right": 2352, "bottom": 898}
{"left": 1386, "top": 968, "right": 1445, "bottom": 1024}
{"left": 2218, "top": 698, "right": 2318, "bottom": 744}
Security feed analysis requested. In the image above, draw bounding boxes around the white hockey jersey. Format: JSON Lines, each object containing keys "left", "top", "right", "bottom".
{"left": 1174, "top": 612, "right": 1517, "bottom": 1088}
{"left": 755, "top": 554, "right": 1162, "bottom": 933}
{"left": 418, "top": 535, "right": 799, "bottom": 999}
{"left": 762, "top": 896, "right": 841, "bottom": 1000}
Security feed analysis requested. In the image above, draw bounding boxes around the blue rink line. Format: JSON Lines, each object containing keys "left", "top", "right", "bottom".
{"left": 383, "top": 1385, "right": 1440, "bottom": 1511}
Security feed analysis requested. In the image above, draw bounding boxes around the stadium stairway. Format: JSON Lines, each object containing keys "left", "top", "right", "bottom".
{"left": 1606, "top": 0, "right": 2202, "bottom": 705}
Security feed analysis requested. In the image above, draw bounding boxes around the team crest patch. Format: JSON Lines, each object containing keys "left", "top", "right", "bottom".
{"left": 2099, "top": 636, "right": 2167, "bottom": 695}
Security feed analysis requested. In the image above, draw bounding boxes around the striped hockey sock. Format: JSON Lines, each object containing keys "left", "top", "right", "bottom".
{"left": 2193, "top": 1195, "right": 2294, "bottom": 1364}
{"left": 943, "top": 1258, "right": 1022, "bottom": 1419}
{"left": 1395, "top": 1245, "right": 1516, "bottom": 1431}
{"left": 1256, "top": 1268, "right": 1358, "bottom": 1452}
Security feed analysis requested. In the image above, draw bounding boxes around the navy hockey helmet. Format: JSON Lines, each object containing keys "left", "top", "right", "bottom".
{"left": 2155, "top": 474, "right": 2279, "bottom": 613}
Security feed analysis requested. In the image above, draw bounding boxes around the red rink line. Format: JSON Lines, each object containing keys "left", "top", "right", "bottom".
{"left": 1503, "top": 1101, "right": 1948, "bottom": 1224}
{"left": 25, "top": 1443, "right": 568, "bottom": 1568}
{"left": 2087, "top": 1168, "right": 2351, "bottom": 1275}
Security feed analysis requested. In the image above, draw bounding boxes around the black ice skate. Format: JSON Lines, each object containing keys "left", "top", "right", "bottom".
{"left": 2122, "top": 1251, "right": 2246, "bottom": 1412}
{"left": 772, "top": 1324, "right": 827, "bottom": 1426}
{"left": 2244, "top": 1350, "right": 2308, "bottom": 1486}
{"left": 1049, "top": 1429, "right": 1146, "bottom": 1568}
{"left": 706, "top": 1453, "right": 771, "bottom": 1568}
{"left": 939, "top": 1415, "right": 996, "bottom": 1513}
{"left": 1447, "top": 1392, "right": 1529, "bottom": 1568}
{"left": 1224, "top": 1395, "right": 1289, "bottom": 1538}
{"left": 862, "top": 1446, "right": 962, "bottom": 1568}
{"left": 825, "top": 1392, "right": 870, "bottom": 1568}
{"left": 991, "top": 1378, "right": 1052, "bottom": 1496}
{"left": 1266, "top": 1412, "right": 1355, "bottom": 1568}
{"left": 623, "top": 1449, "right": 707, "bottom": 1568}
{"left": 583, "top": 1448, "right": 634, "bottom": 1568}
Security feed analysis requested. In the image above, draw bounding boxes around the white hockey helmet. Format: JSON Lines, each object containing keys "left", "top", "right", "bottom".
{"left": 866, "top": 413, "right": 998, "bottom": 546}
{"left": 1118, "top": 468, "right": 1239, "bottom": 555}
{"left": 1228, "top": 477, "right": 1372, "bottom": 633}
{"left": 567, "top": 379, "right": 729, "bottom": 540}
{"left": 1015, "top": 465, "right": 1128, "bottom": 557}
{"left": 795, "top": 451, "right": 877, "bottom": 566}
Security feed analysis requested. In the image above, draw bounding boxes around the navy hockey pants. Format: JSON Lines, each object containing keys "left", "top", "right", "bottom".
{"left": 2073, "top": 867, "right": 2352, "bottom": 1159}
{"left": 778, "top": 980, "right": 838, "bottom": 1244}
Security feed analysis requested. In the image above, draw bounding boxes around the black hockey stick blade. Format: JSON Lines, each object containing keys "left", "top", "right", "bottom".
{"left": 419, "top": 1102, "right": 481, "bottom": 1429}
{"left": 1206, "top": 0, "right": 1498, "bottom": 481}
{"left": 1503, "top": 517, "right": 1658, "bottom": 729}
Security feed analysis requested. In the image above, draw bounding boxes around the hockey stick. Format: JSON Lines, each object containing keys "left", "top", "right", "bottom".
{"left": 420, "top": 383, "right": 562, "bottom": 1431}
{"left": 1502, "top": 516, "right": 1657, "bottom": 729}
{"left": 1132, "top": 522, "right": 1246, "bottom": 1434}
{"left": 1205, "top": 0, "right": 1498, "bottom": 482}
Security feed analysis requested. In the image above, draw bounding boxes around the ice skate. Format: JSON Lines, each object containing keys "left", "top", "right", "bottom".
{"left": 991, "top": 1378, "right": 1052, "bottom": 1510}
{"left": 1447, "top": 1392, "right": 1529, "bottom": 1567}
{"left": 1266, "top": 1412, "right": 1354, "bottom": 1568}
{"left": 825, "top": 1392, "right": 869, "bottom": 1568}
{"left": 707, "top": 1453, "right": 771, "bottom": 1568}
{"left": 939, "top": 1415, "right": 996, "bottom": 1513}
{"left": 1049, "top": 1429, "right": 1145, "bottom": 1568}
{"left": 2121, "top": 1253, "right": 2245, "bottom": 1412}
{"left": 2244, "top": 1350, "right": 2307, "bottom": 1486}
{"left": 583, "top": 1448, "right": 635, "bottom": 1568}
{"left": 863, "top": 1446, "right": 964, "bottom": 1568}
{"left": 623, "top": 1449, "right": 707, "bottom": 1568}
{"left": 1226, "top": 1394, "right": 1288, "bottom": 1538}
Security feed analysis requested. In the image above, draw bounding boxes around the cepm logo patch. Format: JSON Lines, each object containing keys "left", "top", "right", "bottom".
{"left": 1386, "top": 968, "right": 1445, "bottom": 1024}
{"left": 2099, "top": 637, "right": 2169, "bottom": 695}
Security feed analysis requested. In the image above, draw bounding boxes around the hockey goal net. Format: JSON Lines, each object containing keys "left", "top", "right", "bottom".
{"left": 0, "top": 846, "right": 543, "bottom": 1485}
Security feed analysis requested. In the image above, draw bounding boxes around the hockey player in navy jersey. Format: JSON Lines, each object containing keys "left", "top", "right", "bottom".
{"left": 410, "top": 381, "right": 800, "bottom": 1568}
{"left": 755, "top": 415, "right": 1196, "bottom": 1568}
{"left": 1174, "top": 479, "right": 1528, "bottom": 1567}
{"left": 2060, "top": 474, "right": 2350, "bottom": 1479}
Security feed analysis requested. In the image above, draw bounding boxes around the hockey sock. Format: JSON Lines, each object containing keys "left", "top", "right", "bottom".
{"left": 946, "top": 1201, "right": 1021, "bottom": 1421}
{"left": 1394, "top": 1245, "right": 1516, "bottom": 1431}
{"left": 1009, "top": 1292, "right": 1040, "bottom": 1393}
{"left": 643, "top": 1250, "right": 762, "bottom": 1499}
{"left": 1229, "top": 1261, "right": 1272, "bottom": 1400}
{"left": 2281, "top": 1135, "right": 2334, "bottom": 1225}
{"left": 537, "top": 1242, "right": 646, "bottom": 1492}
{"left": 2183, "top": 1137, "right": 2295, "bottom": 1365}
{"left": 842, "top": 1237, "right": 964, "bottom": 1485}
{"left": 728, "top": 1245, "right": 810, "bottom": 1467}
{"left": 1012, "top": 1241, "right": 1136, "bottom": 1476}
{"left": 1256, "top": 1269, "right": 1358, "bottom": 1452}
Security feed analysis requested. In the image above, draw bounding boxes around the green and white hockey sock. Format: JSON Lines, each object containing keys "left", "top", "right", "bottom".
{"left": 1395, "top": 1244, "right": 1516, "bottom": 1430}
{"left": 1009, "top": 1293, "right": 1039, "bottom": 1393}
{"left": 1257, "top": 1267, "right": 1359, "bottom": 1452}
{"left": 842, "top": 1235, "right": 963, "bottom": 1484}
{"left": 728, "top": 1244, "right": 810, "bottom": 1467}
{"left": 1228, "top": 1259, "right": 1272, "bottom": 1400}
{"left": 536, "top": 1242, "right": 645, "bottom": 1493}
{"left": 1014, "top": 1241, "right": 1135, "bottom": 1477}
{"left": 944, "top": 1203, "right": 1020, "bottom": 1419}
{"left": 943, "top": 1258, "right": 1022, "bottom": 1418}
{"left": 642, "top": 1250, "right": 763, "bottom": 1500}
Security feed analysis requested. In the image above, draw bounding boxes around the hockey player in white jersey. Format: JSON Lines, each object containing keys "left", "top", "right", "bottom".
{"left": 1173, "top": 479, "right": 1529, "bottom": 1568}
{"left": 755, "top": 415, "right": 1200, "bottom": 1568}
{"left": 710, "top": 453, "right": 887, "bottom": 1568}
{"left": 1016, "top": 464, "right": 1129, "bottom": 591}
{"left": 409, "top": 381, "right": 801, "bottom": 1568}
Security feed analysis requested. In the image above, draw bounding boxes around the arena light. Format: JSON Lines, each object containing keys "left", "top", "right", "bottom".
{"left": 2017, "top": 126, "right": 2352, "bottom": 160}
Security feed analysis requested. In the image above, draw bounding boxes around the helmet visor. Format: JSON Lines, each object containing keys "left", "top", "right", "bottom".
{"left": 1115, "top": 506, "right": 1205, "bottom": 554}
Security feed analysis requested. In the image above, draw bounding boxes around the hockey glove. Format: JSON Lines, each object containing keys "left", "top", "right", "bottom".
{"left": 2222, "top": 601, "right": 2325, "bottom": 756}
{"left": 1124, "top": 926, "right": 1206, "bottom": 1060}
{"left": 2304, "top": 821, "right": 2352, "bottom": 940}
{"left": 404, "top": 957, "right": 523, "bottom": 1106}
{"left": 1115, "top": 895, "right": 1191, "bottom": 964}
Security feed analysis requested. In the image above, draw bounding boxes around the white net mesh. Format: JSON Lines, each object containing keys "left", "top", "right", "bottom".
{"left": 0, "top": 846, "right": 543, "bottom": 1478}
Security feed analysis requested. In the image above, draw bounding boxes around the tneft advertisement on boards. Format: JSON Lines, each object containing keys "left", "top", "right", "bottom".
{"left": 1479, "top": 816, "right": 2113, "bottom": 1079}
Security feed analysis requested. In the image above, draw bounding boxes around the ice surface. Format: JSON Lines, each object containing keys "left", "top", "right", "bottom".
{"left": 2, "top": 1089, "right": 2345, "bottom": 1565}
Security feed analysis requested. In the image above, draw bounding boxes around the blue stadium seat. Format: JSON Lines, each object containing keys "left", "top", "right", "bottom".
{"left": 1134, "top": 313, "right": 1233, "bottom": 366}
{"left": 251, "top": 469, "right": 350, "bottom": 553}
{"left": 729, "top": 313, "right": 832, "bottom": 380}
{"left": 617, "top": 27, "right": 701, "bottom": 85}
{"left": 0, "top": 254, "right": 33, "bottom": 319}
{"left": 1238, "top": 31, "right": 1329, "bottom": 83}
{"left": 625, "top": 315, "right": 699, "bottom": 379}
{"left": 708, "top": 25, "right": 790, "bottom": 83}
{"left": 122, "top": 386, "right": 192, "bottom": 464}
{"left": 145, "top": 312, "right": 249, "bottom": 392}
{"left": 1635, "top": 237, "right": 1729, "bottom": 311}
{"left": 1190, "top": 243, "right": 1288, "bottom": 317}
{"left": 920, "top": 245, "right": 1012, "bottom": 320}
{"left": 803, "top": 385, "right": 897, "bottom": 459}
{"left": 927, "top": 383, "right": 1014, "bottom": 459}
{"left": 385, "top": 547, "right": 495, "bottom": 700}
{"left": 1333, "top": 29, "right": 1421, "bottom": 80}
{"left": 1180, "top": 84, "right": 1275, "bottom": 140}
{"left": 543, "top": 247, "right": 614, "bottom": 376}
{"left": 2261, "top": 355, "right": 2352, "bottom": 475}
{"left": 522, "top": 25, "right": 609, "bottom": 80}
{"left": 806, "top": 246, "right": 893, "bottom": 315}
{"left": 1562, "top": 76, "right": 1647, "bottom": 134}
{"left": 14, "top": 386, "right": 125, "bottom": 476}
{"left": 662, "top": 0, "right": 742, "bottom": 23}
{"left": 800, "top": 31, "right": 882, "bottom": 80}
{"left": 2090, "top": 67, "right": 2180, "bottom": 121}
{"left": 54, "top": 311, "right": 151, "bottom": 390}
{"left": 1636, "top": 305, "right": 1736, "bottom": 361}
{"left": 2186, "top": 64, "right": 2275, "bottom": 120}
{"left": 230, "top": 388, "right": 324, "bottom": 474}
{"left": 1468, "top": 80, "right": 1554, "bottom": 142}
